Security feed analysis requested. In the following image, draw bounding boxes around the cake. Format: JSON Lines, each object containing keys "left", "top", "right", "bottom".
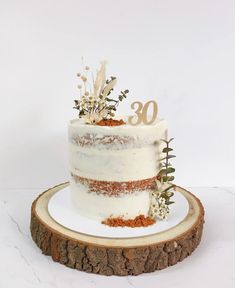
{"left": 69, "top": 60, "right": 175, "bottom": 226}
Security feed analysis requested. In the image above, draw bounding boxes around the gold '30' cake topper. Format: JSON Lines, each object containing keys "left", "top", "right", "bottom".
{"left": 128, "top": 100, "right": 158, "bottom": 126}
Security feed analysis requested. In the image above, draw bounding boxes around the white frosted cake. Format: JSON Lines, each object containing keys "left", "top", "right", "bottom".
{"left": 69, "top": 117, "right": 167, "bottom": 221}
{"left": 69, "top": 60, "right": 175, "bottom": 226}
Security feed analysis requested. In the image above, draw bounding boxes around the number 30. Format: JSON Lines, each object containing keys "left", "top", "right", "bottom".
{"left": 128, "top": 100, "right": 158, "bottom": 125}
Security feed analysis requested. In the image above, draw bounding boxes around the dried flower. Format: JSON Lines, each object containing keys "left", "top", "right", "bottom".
{"left": 156, "top": 204, "right": 169, "bottom": 220}
{"left": 73, "top": 60, "right": 129, "bottom": 124}
{"left": 81, "top": 76, "right": 87, "bottom": 82}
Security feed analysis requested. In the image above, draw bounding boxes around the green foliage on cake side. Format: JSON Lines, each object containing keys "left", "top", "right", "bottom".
{"left": 159, "top": 138, "right": 176, "bottom": 182}
{"left": 149, "top": 138, "right": 176, "bottom": 220}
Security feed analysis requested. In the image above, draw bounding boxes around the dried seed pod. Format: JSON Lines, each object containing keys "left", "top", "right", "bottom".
{"left": 81, "top": 76, "right": 87, "bottom": 82}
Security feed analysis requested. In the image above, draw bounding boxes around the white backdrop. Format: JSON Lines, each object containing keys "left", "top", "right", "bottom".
{"left": 0, "top": 0, "right": 235, "bottom": 189}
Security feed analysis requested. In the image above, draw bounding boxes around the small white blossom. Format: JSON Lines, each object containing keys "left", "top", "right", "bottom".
{"left": 81, "top": 76, "right": 87, "bottom": 82}
{"left": 158, "top": 197, "right": 166, "bottom": 205}
{"left": 156, "top": 204, "right": 170, "bottom": 220}
{"left": 148, "top": 179, "right": 174, "bottom": 221}
{"left": 83, "top": 113, "right": 102, "bottom": 124}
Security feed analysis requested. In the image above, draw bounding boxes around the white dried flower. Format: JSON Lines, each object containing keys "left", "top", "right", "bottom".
{"left": 158, "top": 197, "right": 166, "bottom": 205}
{"left": 156, "top": 204, "right": 170, "bottom": 220}
{"left": 93, "top": 61, "right": 106, "bottom": 98}
{"left": 83, "top": 112, "right": 102, "bottom": 124}
{"left": 81, "top": 76, "right": 87, "bottom": 82}
{"left": 148, "top": 179, "right": 174, "bottom": 221}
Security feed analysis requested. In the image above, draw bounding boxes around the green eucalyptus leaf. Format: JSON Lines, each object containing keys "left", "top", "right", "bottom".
{"left": 162, "top": 147, "right": 173, "bottom": 153}
{"left": 163, "top": 185, "right": 175, "bottom": 192}
{"left": 166, "top": 167, "right": 175, "bottom": 174}
{"left": 158, "top": 169, "right": 167, "bottom": 176}
{"left": 161, "top": 138, "right": 174, "bottom": 144}
{"left": 161, "top": 139, "right": 168, "bottom": 144}
{"left": 160, "top": 155, "right": 176, "bottom": 161}
{"left": 108, "top": 105, "right": 116, "bottom": 110}
{"left": 166, "top": 201, "right": 175, "bottom": 205}
{"left": 162, "top": 175, "right": 175, "bottom": 182}
{"left": 106, "top": 98, "right": 117, "bottom": 102}
{"left": 79, "top": 110, "right": 85, "bottom": 116}
{"left": 159, "top": 168, "right": 175, "bottom": 176}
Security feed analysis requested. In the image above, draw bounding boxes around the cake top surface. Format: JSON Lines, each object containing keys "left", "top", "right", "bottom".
{"left": 69, "top": 117, "right": 167, "bottom": 138}
{"left": 69, "top": 116, "right": 165, "bottom": 128}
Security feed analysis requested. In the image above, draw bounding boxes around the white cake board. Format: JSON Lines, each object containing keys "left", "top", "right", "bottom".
{"left": 48, "top": 185, "right": 189, "bottom": 239}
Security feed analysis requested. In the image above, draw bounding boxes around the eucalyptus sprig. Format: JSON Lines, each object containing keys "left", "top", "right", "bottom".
{"left": 157, "top": 182, "right": 175, "bottom": 206}
{"left": 158, "top": 138, "right": 176, "bottom": 182}
{"left": 149, "top": 138, "right": 176, "bottom": 220}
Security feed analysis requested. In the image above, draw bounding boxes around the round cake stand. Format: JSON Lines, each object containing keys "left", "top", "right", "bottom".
{"left": 30, "top": 182, "right": 204, "bottom": 276}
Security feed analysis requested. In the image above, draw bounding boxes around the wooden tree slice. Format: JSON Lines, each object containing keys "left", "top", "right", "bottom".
{"left": 30, "top": 183, "right": 204, "bottom": 276}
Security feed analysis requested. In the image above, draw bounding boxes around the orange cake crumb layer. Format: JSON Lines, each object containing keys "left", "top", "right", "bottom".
{"left": 71, "top": 173, "right": 157, "bottom": 196}
{"left": 96, "top": 119, "right": 126, "bottom": 126}
{"left": 102, "top": 214, "right": 156, "bottom": 227}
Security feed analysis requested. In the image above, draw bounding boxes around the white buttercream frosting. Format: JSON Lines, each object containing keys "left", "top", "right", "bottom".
{"left": 70, "top": 181, "right": 150, "bottom": 220}
{"left": 70, "top": 144, "right": 159, "bottom": 181}
{"left": 69, "top": 116, "right": 167, "bottom": 140}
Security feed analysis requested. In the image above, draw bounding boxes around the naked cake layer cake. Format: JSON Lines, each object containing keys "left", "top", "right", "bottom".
{"left": 69, "top": 60, "right": 176, "bottom": 226}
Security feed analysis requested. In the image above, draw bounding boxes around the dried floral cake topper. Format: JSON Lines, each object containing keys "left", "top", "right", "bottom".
{"left": 73, "top": 60, "right": 129, "bottom": 124}
{"left": 149, "top": 138, "right": 176, "bottom": 220}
